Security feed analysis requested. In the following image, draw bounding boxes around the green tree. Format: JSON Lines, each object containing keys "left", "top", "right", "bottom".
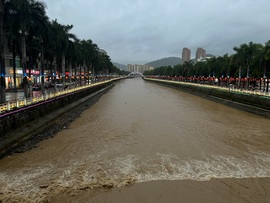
{"left": 262, "top": 40, "right": 270, "bottom": 92}
{"left": 233, "top": 44, "right": 248, "bottom": 88}
{"left": 183, "top": 61, "right": 193, "bottom": 78}
{"left": 48, "top": 20, "right": 76, "bottom": 89}
{"left": 8, "top": 0, "right": 47, "bottom": 97}
{"left": 244, "top": 42, "right": 262, "bottom": 88}
{"left": 0, "top": 0, "right": 5, "bottom": 103}
{"left": 27, "top": 7, "right": 49, "bottom": 93}
{"left": 4, "top": 0, "right": 21, "bottom": 92}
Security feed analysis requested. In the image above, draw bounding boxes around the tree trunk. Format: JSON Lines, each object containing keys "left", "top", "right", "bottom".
{"left": 79, "top": 65, "right": 82, "bottom": 86}
{"left": 74, "top": 65, "right": 77, "bottom": 87}
{"left": 53, "top": 56, "right": 57, "bottom": 91}
{"left": 21, "top": 30, "right": 29, "bottom": 98}
{"left": 61, "top": 52, "right": 65, "bottom": 85}
{"left": 238, "top": 66, "right": 241, "bottom": 89}
{"left": 40, "top": 40, "right": 45, "bottom": 94}
{"left": 50, "top": 59, "right": 53, "bottom": 84}
{"left": 69, "top": 64, "right": 72, "bottom": 88}
{"left": 0, "top": 0, "right": 6, "bottom": 103}
{"left": 267, "top": 79, "right": 269, "bottom": 93}
{"left": 83, "top": 60, "right": 86, "bottom": 85}
{"left": 12, "top": 42, "right": 17, "bottom": 92}
{"left": 246, "top": 66, "right": 250, "bottom": 89}
{"left": 263, "top": 63, "right": 266, "bottom": 91}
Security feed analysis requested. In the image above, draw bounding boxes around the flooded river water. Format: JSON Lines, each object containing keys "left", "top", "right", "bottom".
{"left": 0, "top": 78, "right": 270, "bottom": 202}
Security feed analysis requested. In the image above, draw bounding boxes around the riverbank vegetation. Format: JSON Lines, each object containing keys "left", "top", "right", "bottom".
{"left": 144, "top": 41, "right": 270, "bottom": 91}
{"left": 0, "top": 0, "right": 125, "bottom": 103}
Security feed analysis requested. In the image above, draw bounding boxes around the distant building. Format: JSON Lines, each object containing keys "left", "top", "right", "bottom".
{"left": 196, "top": 48, "right": 206, "bottom": 62}
{"left": 127, "top": 64, "right": 154, "bottom": 73}
{"left": 182, "top": 48, "right": 191, "bottom": 64}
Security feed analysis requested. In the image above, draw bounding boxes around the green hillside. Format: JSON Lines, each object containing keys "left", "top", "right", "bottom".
{"left": 112, "top": 62, "right": 128, "bottom": 71}
{"left": 145, "top": 57, "right": 182, "bottom": 68}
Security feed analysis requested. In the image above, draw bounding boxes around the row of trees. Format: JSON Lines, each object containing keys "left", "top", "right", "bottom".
{"left": 0, "top": 0, "right": 124, "bottom": 103}
{"left": 144, "top": 41, "right": 270, "bottom": 89}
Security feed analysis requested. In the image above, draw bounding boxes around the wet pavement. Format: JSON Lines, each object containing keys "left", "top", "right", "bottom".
{"left": 5, "top": 88, "right": 59, "bottom": 102}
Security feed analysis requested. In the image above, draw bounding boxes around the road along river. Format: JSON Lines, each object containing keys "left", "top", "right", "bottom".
{"left": 0, "top": 78, "right": 270, "bottom": 202}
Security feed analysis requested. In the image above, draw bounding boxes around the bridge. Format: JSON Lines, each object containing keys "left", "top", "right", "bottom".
{"left": 127, "top": 72, "right": 144, "bottom": 78}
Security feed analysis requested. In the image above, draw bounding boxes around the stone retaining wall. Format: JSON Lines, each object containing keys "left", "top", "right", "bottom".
{"left": 145, "top": 78, "right": 270, "bottom": 112}
{"left": 0, "top": 81, "right": 114, "bottom": 137}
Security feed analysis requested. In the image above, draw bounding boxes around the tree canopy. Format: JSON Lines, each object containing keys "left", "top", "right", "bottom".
{"left": 144, "top": 41, "right": 270, "bottom": 82}
{"left": 1, "top": 0, "right": 123, "bottom": 98}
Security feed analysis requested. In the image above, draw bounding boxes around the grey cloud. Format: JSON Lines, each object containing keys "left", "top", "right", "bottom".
{"left": 44, "top": 0, "right": 270, "bottom": 64}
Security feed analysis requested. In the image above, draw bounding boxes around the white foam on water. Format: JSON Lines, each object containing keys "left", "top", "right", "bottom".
{"left": 101, "top": 151, "right": 270, "bottom": 182}
{"left": 1, "top": 151, "right": 270, "bottom": 202}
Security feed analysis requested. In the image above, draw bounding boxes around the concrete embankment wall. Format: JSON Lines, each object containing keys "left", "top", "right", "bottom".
{"left": 0, "top": 80, "right": 116, "bottom": 158}
{"left": 144, "top": 78, "right": 270, "bottom": 118}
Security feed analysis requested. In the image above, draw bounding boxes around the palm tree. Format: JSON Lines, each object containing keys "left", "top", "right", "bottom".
{"left": 26, "top": 3, "right": 48, "bottom": 94}
{"left": 66, "top": 38, "right": 76, "bottom": 87}
{"left": 233, "top": 44, "right": 248, "bottom": 88}
{"left": 49, "top": 20, "right": 77, "bottom": 88}
{"left": 4, "top": 0, "right": 21, "bottom": 92}
{"left": 244, "top": 42, "right": 262, "bottom": 89}
{"left": 183, "top": 60, "right": 193, "bottom": 80}
{"left": 43, "top": 21, "right": 57, "bottom": 88}
{"left": 38, "top": 18, "right": 50, "bottom": 94}
{"left": 205, "top": 57, "right": 218, "bottom": 84}
{"left": 80, "top": 40, "right": 91, "bottom": 84}
{"left": 0, "top": 0, "right": 6, "bottom": 103}
{"left": 73, "top": 40, "right": 84, "bottom": 86}
{"left": 263, "top": 40, "right": 270, "bottom": 92}
{"left": 84, "top": 40, "right": 100, "bottom": 83}
{"left": 60, "top": 24, "right": 76, "bottom": 86}
{"left": 7, "top": 0, "right": 46, "bottom": 97}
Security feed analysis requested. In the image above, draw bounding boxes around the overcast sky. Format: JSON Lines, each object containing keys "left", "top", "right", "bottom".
{"left": 43, "top": 0, "right": 270, "bottom": 65}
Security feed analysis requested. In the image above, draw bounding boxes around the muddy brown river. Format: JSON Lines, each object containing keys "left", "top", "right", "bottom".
{"left": 1, "top": 78, "right": 270, "bottom": 202}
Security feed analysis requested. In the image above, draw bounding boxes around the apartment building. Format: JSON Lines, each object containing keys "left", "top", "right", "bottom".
{"left": 182, "top": 48, "right": 191, "bottom": 64}
{"left": 196, "top": 47, "right": 206, "bottom": 62}
{"left": 127, "top": 64, "right": 154, "bottom": 73}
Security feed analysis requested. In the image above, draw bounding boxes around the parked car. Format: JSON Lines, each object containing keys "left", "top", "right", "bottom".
{"left": 55, "top": 83, "right": 63, "bottom": 87}
{"left": 32, "top": 84, "right": 41, "bottom": 91}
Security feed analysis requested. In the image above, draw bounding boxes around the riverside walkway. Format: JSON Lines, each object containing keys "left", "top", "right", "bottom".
{"left": 144, "top": 77, "right": 270, "bottom": 98}
{"left": 144, "top": 77, "right": 270, "bottom": 119}
{"left": 0, "top": 78, "right": 120, "bottom": 114}
{"left": 1, "top": 77, "right": 270, "bottom": 115}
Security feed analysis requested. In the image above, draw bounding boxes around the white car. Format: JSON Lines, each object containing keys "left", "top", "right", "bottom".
{"left": 55, "top": 83, "right": 63, "bottom": 87}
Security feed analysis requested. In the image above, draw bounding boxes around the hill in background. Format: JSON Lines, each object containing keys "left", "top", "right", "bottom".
{"left": 113, "top": 54, "right": 216, "bottom": 71}
{"left": 145, "top": 57, "right": 182, "bottom": 68}
{"left": 112, "top": 62, "right": 128, "bottom": 71}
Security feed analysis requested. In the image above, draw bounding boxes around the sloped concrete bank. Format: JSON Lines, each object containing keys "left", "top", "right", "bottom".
{"left": 144, "top": 78, "right": 270, "bottom": 118}
{"left": 0, "top": 80, "right": 118, "bottom": 158}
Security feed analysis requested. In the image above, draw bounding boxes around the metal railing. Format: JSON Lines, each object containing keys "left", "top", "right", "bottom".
{"left": 145, "top": 78, "right": 270, "bottom": 98}
{"left": 0, "top": 78, "right": 120, "bottom": 114}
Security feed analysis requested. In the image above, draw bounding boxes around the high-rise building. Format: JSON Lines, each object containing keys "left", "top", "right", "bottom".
{"left": 127, "top": 64, "right": 154, "bottom": 73}
{"left": 182, "top": 48, "right": 191, "bottom": 64}
{"left": 196, "top": 48, "right": 206, "bottom": 62}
